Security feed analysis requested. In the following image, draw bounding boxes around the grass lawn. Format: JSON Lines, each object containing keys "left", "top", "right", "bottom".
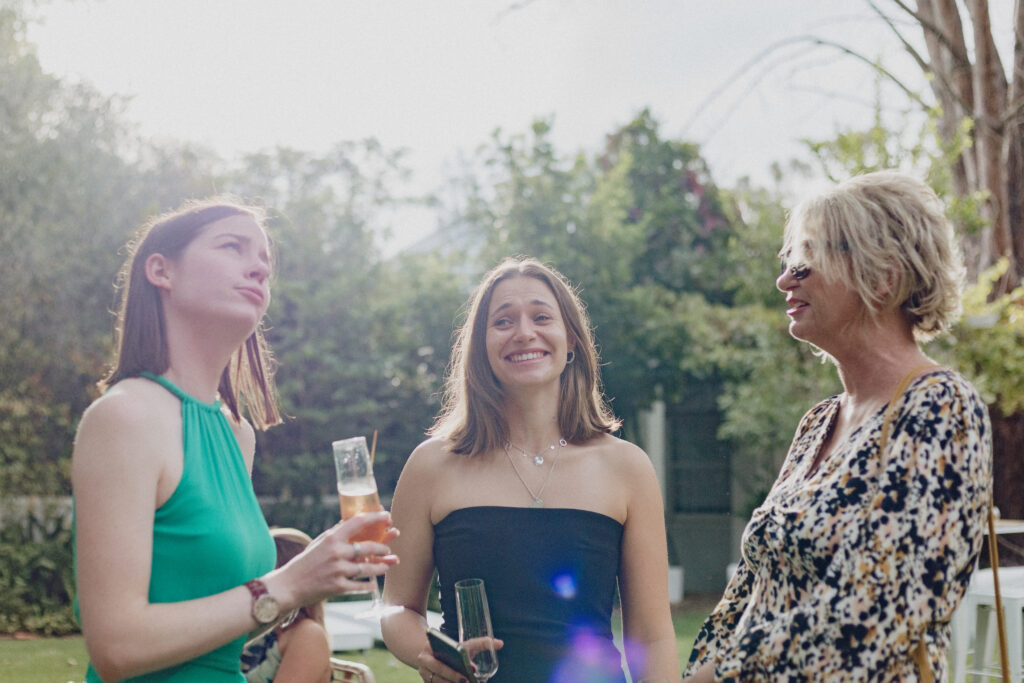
{"left": 0, "top": 599, "right": 711, "bottom": 683}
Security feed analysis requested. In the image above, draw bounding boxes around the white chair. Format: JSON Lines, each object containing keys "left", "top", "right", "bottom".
{"left": 952, "top": 566, "right": 1024, "bottom": 682}
{"left": 330, "top": 656, "right": 375, "bottom": 683}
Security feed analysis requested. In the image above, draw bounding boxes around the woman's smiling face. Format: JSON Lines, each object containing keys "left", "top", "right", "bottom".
{"left": 485, "top": 275, "right": 572, "bottom": 390}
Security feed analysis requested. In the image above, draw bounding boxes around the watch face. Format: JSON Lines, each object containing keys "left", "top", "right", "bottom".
{"left": 253, "top": 594, "right": 280, "bottom": 624}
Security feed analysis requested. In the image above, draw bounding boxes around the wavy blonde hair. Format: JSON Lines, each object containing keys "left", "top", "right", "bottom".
{"left": 780, "top": 171, "right": 965, "bottom": 342}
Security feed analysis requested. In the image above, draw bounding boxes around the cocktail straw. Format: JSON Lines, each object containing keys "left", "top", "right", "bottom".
{"left": 370, "top": 430, "right": 378, "bottom": 465}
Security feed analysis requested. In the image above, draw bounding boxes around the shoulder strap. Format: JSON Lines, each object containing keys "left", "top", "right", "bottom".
{"left": 140, "top": 371, "right": 221, "bottom": 409}
{"left": 876, "top": 364, "right": 936, "bottom": 455}
{"left": 988, "top": 507, "right": 1011, "bottom": 680}
{"left": 140, "top": 370, "right": 188, "bottom": 401}
{"left": 884, "top": 366, "right": 1006, "bottom": 682}
{"left": 877, "top": 364, "right": 938, "bottom": 683}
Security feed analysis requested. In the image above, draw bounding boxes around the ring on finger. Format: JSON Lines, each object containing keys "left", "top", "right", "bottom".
{"left": 351, "top": 542, "right": 362, "bottom": 560}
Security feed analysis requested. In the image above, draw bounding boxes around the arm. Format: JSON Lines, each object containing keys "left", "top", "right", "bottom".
{"left": 381, "top": 440, "right": 477, "bottom": 682}
{"left": 710, "top": 378, "right": 991, "bottom": 679}
{"left": 682, "top": 560, "right": 755, "bottom": 678}
{"left": 73, "top": 390, "right": 395, "bottom": 681}
{"left": 681, "top": 661, "right": 716, "bottom": 683}
{"left": 274, "top": 619, "right": 332, "bottom": 683}
{"left": 682, "top": 399, "right": 842, "bottom": 679}
{"left": 618, "top": 444, "right": 681, "bottom": 682}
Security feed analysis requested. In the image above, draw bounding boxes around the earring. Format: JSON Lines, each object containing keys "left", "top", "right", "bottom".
{"left": 566, "top": 351, "right": 575, "bottom": 364}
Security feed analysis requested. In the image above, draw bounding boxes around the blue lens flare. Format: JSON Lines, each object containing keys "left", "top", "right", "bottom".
{"left": 552, "top": 572, "right": 577, "bottom": 599}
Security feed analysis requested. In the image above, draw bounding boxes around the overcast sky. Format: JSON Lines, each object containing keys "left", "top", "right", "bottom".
{"left": 25, "top": 0, "right": 1016, "bottom": 250}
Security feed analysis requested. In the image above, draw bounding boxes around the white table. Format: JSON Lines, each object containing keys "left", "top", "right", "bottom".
{"left": 991, "top": 519, "right": 1024, "bottom": 536}
{"left": 324, "top": 600, "right": 443, "bottom": 652}
{"left": 950, "top": 523, "right": 1024, "bottom": 682}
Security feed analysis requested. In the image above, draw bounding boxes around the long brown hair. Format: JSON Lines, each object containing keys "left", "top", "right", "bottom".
{"left": 430, "top": 256, "right": 620, "bottom": 455}
{"left": 100, "top": 197, "right": 281, "bottom": 429}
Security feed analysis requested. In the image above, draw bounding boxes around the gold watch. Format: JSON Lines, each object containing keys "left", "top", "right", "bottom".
{"left": 244, "top": 578, "right": 280, "bottom": 625}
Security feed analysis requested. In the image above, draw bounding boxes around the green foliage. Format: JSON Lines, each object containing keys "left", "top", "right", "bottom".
{"left": 801, "top": 89, "right": 1023, "bottom": 415}
{"left": 443, "top": 111, "right": 841, "bottom": 506}
{"left": 223, "top": 146, "right": 465, "bottom": 499}
{"left": 0, "top": 3, "right": 213, "bottom": 497}
{"left": 802, "top": 94, "right": 988, "bottom": 239}
{"left": 0, "top": 500, "right": 77, "bottom": 635}
{"left": 452, "top": 110, "right": 738, "bottom": 427}
{"left": 936, "top": 259, "right": 1024, "bottom": 413}
{"left": 801, "top": 76, "right": 933, "bottom": 181}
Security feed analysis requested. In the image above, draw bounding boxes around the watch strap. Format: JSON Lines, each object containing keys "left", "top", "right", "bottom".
{"left": 245, "top": 578, "right": 268, "bottom": 600}
{"left": 244, "top": 578, "right": 279, "bottom": 624}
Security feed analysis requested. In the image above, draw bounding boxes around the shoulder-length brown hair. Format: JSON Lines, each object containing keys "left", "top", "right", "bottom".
{"left": 430, "top": 256, "right": 620, "bottom": 455}
{"left": 100, "top": 197, "right": 281, "bottom": 429}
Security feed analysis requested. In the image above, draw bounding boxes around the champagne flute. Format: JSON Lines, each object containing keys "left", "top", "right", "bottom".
{"left": 455, "top": 578, "right": 499, "bottom": 682}
{"left": 332, "top": 435, "right": 401, "bottom": 619}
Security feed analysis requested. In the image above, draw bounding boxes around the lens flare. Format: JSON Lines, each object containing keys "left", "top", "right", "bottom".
{"left": 552, "top": 572, "right": 577, "bottom": 599}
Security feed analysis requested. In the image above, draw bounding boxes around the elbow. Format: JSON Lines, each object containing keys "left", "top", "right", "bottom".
{"left": 380, "top": 613, "right": 400, "bottom": 650}
{"left": 86, "top": 635, "right": 144, "bottom": 682}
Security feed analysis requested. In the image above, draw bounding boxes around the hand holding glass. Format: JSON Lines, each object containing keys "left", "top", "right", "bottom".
{"left": 455, "top": 578, "right": 499, "bottom": 682}
{"left": 332, "top": 435, "right": 400, "bottom": 619}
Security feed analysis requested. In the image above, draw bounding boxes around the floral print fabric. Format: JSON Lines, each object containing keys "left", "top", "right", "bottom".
{"left": 686, "top": 369, "right": 991, "bottom": 681}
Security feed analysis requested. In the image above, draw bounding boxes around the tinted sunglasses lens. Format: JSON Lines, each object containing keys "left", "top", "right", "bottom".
{"left": 780, "top": 260, "right": 811, "bottom": 280}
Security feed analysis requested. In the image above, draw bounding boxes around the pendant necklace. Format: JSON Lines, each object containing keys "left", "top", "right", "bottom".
{"left": 506, "top": 438, "right": 567, "bottom": 466}
{"left": 503, "top": 438, "right": 566, "bottom": 507}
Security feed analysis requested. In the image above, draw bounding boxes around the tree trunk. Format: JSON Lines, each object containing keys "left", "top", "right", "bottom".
{"left": 986, "top": 406, "right": 1024, "bottom": 565}
{"left": 1006, "top": 1, "right": 1024, "bottom": 279}
{"left": 912, "top": 0, "right": 1020, "bottom": 285}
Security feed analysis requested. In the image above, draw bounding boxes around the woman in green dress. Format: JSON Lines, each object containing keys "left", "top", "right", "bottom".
{"left": 73, "top": 199, "right": 397, "bottom": 682}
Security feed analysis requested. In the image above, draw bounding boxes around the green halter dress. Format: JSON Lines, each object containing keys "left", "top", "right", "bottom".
{"left": 77, "top": 372, "right": 275, "bottom": 682}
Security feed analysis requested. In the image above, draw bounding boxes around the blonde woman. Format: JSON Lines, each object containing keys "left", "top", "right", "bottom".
{"left": 685, "top": 172, "right": 991, "bottom": 681}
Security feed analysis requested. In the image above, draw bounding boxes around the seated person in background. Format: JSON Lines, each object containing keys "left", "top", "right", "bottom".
{"left": 242, "top": 528, "right": 331, "bottom": 683}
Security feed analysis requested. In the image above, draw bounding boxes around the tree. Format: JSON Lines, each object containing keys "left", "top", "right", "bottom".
{"left": 449, "top": 112, "right": 740, "bottom": 425}
{"left": 890, "top": 0, "right": 1024, "bottom": 287}
{"left": 442, "top": 112, "right": 841, "bottom": 516}
{"left": 0, "top": 3, "right": 209, "bottom": 496}
{"left": 222, "top": 144, "right": 465, "bottom": 501}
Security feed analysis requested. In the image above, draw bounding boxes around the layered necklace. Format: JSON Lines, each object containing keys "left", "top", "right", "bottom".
{"left": 506, "top": 438, "right": 567, "bottom": 466}
{"left": 503, "top": 438, "right": 566, "bottom": 508}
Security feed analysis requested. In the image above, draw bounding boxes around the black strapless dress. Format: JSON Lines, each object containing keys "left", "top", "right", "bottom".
{"left": 433, "top": 506, "right": 627, "bottom": 683}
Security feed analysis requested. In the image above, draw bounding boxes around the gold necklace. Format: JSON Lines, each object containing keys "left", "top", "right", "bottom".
{"left": 506, "top": 438, "right": 567, "bottom": 466}
{"left": 503, "top": 439, "right": 565, "bottom": 507}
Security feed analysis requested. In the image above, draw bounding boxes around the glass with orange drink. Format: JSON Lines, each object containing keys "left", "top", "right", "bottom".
{"left": 332, "top": 435, "right": 400, "bottom": 618}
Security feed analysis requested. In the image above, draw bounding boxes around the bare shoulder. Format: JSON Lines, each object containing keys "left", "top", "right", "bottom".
{"left": 72, "top": 378, "right": 180, "bottom": 494}
{"left": 226, "top": 410, "right": 256, "bottom": 460}
{"left": 402, "top": 437, "right": 457, "bottom": 476}
{"left": 75, "top": 378, "right": 178, "bottom": 451}
{"left": 588, "top": 433, "right": 655, "bottom": 472}
{"left": 79, "top": 378, "right": 168, "bottom": 426}
{"left": 392, "top": 438, "right": 459, "bottom": 525}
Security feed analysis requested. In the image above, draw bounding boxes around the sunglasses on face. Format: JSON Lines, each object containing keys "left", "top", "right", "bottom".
{"left": 779, "top": 260, "right": 811, "bottom": 280}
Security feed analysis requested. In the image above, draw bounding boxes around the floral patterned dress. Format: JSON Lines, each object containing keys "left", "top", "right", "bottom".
{"left": 686, "top": 369, "right": 991, "bottom": 681}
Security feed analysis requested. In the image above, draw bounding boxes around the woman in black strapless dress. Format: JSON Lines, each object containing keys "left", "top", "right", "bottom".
{"left": 382, "top": 256, "right": 679, "bottom": 683}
